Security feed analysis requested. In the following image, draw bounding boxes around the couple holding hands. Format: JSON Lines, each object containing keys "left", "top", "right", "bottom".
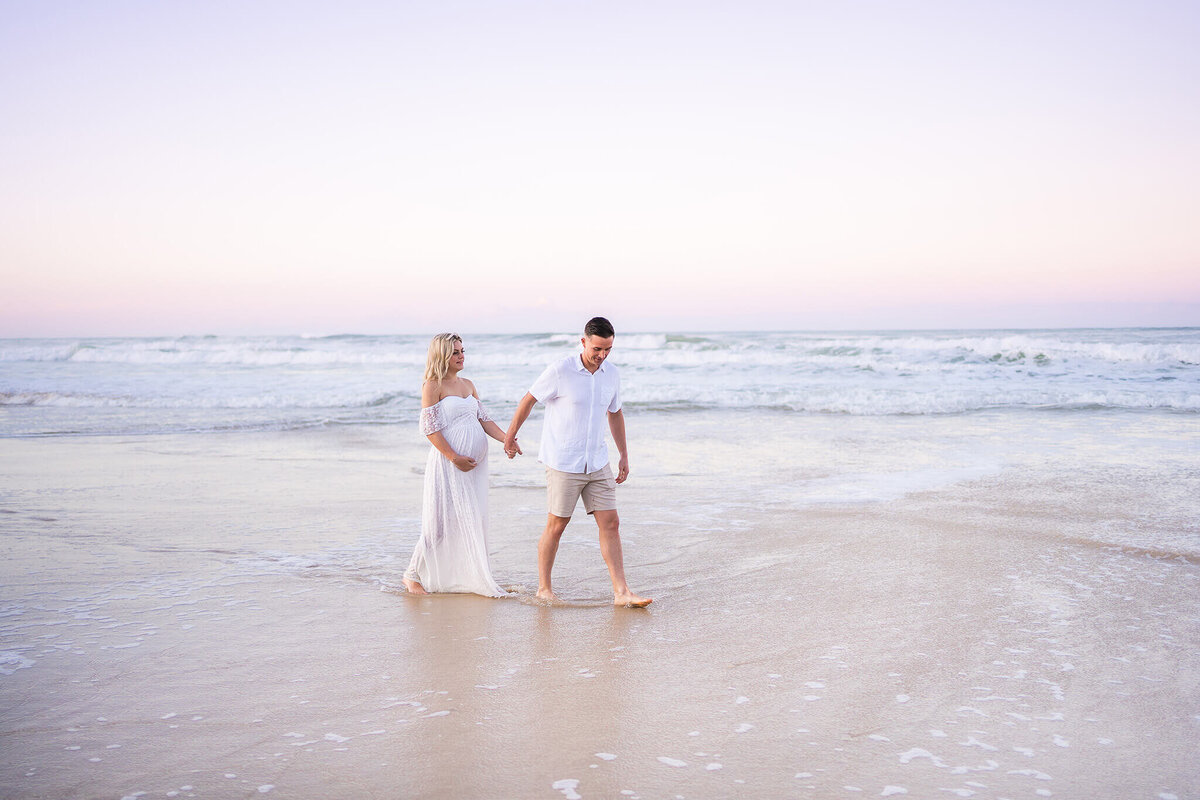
{"left": 402, "top": 317, "right": 652, "bottom": 608}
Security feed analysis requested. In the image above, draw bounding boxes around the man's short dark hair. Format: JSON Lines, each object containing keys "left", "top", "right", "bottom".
{"left": 584, "top": 316, "right": 615, "bottom": 338}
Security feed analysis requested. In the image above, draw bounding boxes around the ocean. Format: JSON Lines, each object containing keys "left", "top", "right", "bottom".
{"left": 3, "top": 328, "right": 1198, "bottom": 437}
{"left": 4, "top": 328, "right": 1197, "bottom": 557}
{"left": 1, "top": 328, "right": 1198, "bottom": 798}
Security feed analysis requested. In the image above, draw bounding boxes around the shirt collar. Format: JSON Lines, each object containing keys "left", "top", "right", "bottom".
{"left": 575, "top": 354, "right": 608, "bottom": 374}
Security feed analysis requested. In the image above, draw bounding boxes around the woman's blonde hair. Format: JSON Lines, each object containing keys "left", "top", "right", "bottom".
{"left": 424, "top": 333, "right": 463, "bottom": 383}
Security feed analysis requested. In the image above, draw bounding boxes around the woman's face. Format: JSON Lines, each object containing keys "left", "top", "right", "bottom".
{"left": 449, "top": 341, "right": 465, "bottom": 372}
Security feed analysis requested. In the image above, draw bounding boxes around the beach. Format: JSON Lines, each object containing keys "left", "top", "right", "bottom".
{"left": 2, "top": 331, "right": 1199, "bottom": 798}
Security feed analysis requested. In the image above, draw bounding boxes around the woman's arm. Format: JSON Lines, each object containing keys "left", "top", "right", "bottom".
{"left": 481, "top": 420, "right": 507, "bottom": 443}
{"left": 426, "top": 430, "right": 477, "bottom": 472}
{"left": 422, "top": 379, "right": 441, "bottom": 407}
{"left": 468, "top": 380, "right": 508, "bottom": 443}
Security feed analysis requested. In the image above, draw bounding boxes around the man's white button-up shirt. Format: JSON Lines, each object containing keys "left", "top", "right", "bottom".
{"left": 530, "top": 354, "right": 621, "bottom": 474}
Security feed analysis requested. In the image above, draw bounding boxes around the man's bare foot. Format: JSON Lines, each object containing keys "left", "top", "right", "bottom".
{"left": 403, "top": 578, "right": 428, "bottom": 595}
{"left": 535, "top": 588, "right": 561, "bottom": 604}
{"left": 614, "top": 591, "right": 652, "bottom": 608}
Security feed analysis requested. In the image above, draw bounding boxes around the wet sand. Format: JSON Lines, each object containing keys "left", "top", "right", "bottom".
{"left": 1, "top": 428, "right": 1198, "bottom": 799}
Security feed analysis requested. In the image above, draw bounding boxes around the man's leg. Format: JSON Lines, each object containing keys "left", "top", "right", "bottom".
{"left": 593, "top": 509, "right": 652, "bottom": 607}
{"left": 538, "top": 514, "right": 572, "bottom": 602}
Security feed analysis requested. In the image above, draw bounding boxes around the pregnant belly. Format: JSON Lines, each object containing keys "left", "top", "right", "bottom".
{"left": 447, "top": 422, "right": 487, "bottom": 461}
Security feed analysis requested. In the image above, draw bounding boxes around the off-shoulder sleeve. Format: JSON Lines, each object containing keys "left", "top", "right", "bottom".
{"left": 476, "top": 398, "right": 494, "bottom": 423}
{"left": 419, "top": 403, "right": 446, "bottom": 435}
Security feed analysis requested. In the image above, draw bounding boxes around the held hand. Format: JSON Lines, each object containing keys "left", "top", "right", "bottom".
{"left": 450, "top": 454, "right": 478, "bottom": 472}
{"left": 503, "top": 435, "right": 523, "bottom": 459}
{"left": 615, "top": 454, "right": 629, "bottom": 484}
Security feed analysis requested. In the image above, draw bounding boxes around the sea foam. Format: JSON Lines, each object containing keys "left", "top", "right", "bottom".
{"left": 2, "top": 329, "right": 1197, "bottom": 437}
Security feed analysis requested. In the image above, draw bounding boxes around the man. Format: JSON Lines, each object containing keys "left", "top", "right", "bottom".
{"left": 504, "top": 317, "right": 652, "bottom": 608}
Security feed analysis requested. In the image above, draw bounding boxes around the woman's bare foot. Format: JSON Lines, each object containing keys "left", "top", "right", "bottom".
{"left": 403, "top": 578, "right": 428, "bottom": 595}
{"left": 614, "top": 591, "right": 652, "bottom": 608}
{"left": 535, "top": 588, "right": 561, "bottom": 604}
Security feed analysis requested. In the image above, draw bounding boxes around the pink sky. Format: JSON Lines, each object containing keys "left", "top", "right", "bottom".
{"left": 2, "top": 1, "right": 1198, "bottom": 336}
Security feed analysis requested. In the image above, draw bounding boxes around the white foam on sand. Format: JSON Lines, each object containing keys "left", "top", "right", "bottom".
{"left": 0, "top": 651, "right": 35, "bottom": 674}
{"left": 552, "top": 779, "right": 581, "bottom": 799}
{"left": 899, "top": 749, "right": 949, "bottom": 768}
{"left": 784, "top": 463, "right": 1002, "bottom": 507}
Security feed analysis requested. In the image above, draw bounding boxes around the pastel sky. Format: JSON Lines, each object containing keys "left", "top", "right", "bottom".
{"left": 2, "top": 1, "right": 1198, "bottom": 336}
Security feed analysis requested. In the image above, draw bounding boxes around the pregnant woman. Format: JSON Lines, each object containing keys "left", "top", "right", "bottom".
{"left": 403, "top": 333, "right": 508, "bottom": 597}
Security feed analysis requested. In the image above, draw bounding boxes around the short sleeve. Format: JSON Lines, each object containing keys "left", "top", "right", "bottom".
{"left": 475, "top": 398, "right": 494, "bottom": 423}
{"left": 529, "top": 362, "right": 559, "bottom": 402}
{"left": 419, "top": 403, "right": 446, "bottom": 435}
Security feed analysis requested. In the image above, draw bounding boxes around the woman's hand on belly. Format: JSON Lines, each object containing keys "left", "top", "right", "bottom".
{"left": 449, "top": 453, "right": 478, "bottom": 472}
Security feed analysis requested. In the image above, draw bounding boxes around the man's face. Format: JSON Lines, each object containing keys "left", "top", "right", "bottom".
{"left": 581, "top": 335, "right": 614, "bottom": 370}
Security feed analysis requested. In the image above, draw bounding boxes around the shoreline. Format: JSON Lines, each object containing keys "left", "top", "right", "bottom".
{"left": 1, "top": 427, "right": 1197, "bottom": 798}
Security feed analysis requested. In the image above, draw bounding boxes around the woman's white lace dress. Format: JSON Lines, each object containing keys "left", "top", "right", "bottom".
{"left": 403, "top": 395, "right": 506, "bottom": 597}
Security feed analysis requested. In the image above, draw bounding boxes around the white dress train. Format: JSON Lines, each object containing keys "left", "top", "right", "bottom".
{"left": 403, "top": 395, "right": 506, "bottom": 597}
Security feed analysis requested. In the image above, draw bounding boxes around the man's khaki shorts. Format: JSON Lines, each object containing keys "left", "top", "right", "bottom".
{"left": 546, "top": 465, "right": 618, "bottom": 518}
